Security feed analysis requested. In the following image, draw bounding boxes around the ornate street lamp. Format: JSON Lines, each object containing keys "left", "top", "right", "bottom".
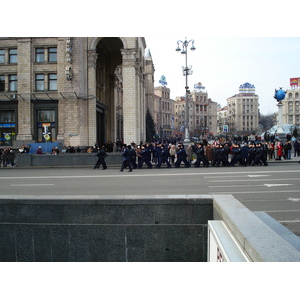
{"left": 176, "top": 38, "right": 196, "bottom": 144}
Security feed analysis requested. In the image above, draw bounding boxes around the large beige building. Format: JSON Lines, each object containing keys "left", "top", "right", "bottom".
{"left": 0, "top": 37, "right": 154, "bottom": 147}
{"left": 227, "top": 82, "right": 259, "bottom": 134}
{"left": 174, "top": 83, "right": 218, "bottom": 138}
{"left": 217, "top": 106, "right": 228, "bottom": 134}
{"left": 153, "top": 85, "right": 175, "bottom": 138}
{"left": 282, "top": 87, "right": 300, "bottom": 126}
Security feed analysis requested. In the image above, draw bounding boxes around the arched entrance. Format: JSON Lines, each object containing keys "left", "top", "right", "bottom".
{"left": 95, "top": 37, "right": 124, "bottom": 145}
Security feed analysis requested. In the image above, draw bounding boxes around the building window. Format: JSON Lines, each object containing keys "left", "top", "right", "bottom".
{"left": 48, "top": 47, "right": 57, "bottom": 62}
{"left": 0, "top": 110, "right": 15, "bottom": 122}
{"left": 35, "top": 74, "right": 44, "bottom": 91}
{"left": 35, "top": 48, "right": 44, "bottom": 62}
{"left": 9, "top": 49, "right": 17, "bottom": 63}
{"left": 0, "top": 110, "right": 16, "bottom": 146}
{"left": 0, "top": 50, "right": 5, "bottom": 64}
{"left": 0, "top": 75, "right": 4, "bottom": 91}
{"left": 48, "top": 73, "right": 57, "bottom": 90}
{"left": 9, "top": 75, "right": 17, "bottom": 92}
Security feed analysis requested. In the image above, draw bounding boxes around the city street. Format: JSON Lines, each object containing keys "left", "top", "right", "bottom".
{"left": 1, "top": 162, "right": 300, "bottom": 236}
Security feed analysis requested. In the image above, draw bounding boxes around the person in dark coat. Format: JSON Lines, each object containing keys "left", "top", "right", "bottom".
{"left": 175, "top": 144, "right": 190, "bottom": 168}
{"left": 93, "top": 146, "right": 107, "bottom": 169}
{"left": 157, "top": 144, "right": 171, "bottom": 168}
{"left": 252, "top": 143, "right": 268, "bottom": 166}
{"left": 120, "top": 144, "right": 132, "bottom": 172}
{"left": 240, "top": 143, "right": 249, "bottom": 166}
{"left": 194, "top": 143, "right": 209, "bottom": 167}
{"left": 128, "top": 145, "right": 137, "bottom": 169}
{"left": 230, "top": 143, "right": 243, "bottom": 166}
{"left": 212, "top": 144, "right": 228, "bottom": 167}
{"left": 138, "top": 145, "right": 152, "bottom": 169}
{"left": 247, "top": 143, "right": 256, "bottom": 165}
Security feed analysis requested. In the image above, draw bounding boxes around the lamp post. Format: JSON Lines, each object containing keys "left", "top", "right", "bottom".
{"left": 274, "top": 87, "right": 287, "bottom": 141}
{"left": 176, "top": 38, "right": 196, "bottom": 144}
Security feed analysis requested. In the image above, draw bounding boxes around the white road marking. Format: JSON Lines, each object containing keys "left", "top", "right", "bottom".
{"left": 209, "top": 184, "right": 265, "bottom": 188}
{"left": 288, "top": 198, "right": 300, "bottom": 202}
{"left": 209, "top": 178, "right": 299, "bottom": 183}
{"left": 0, "top": 169, "right": 300, "bottom": 180}
{"left": 248, "top": 175, "right": 271, "bottom": 177}
{"left": 212, "top": 190, "right": 300, "bottom": 195}
{"left": 10, "top": 184, "right": 55, "bottom": 187}
{"left": 264, "top": 184, "right": 293, "bottom": 187}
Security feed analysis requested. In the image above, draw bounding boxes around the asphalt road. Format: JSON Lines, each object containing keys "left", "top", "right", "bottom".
{"left": 1, "top": 162, "right": 300, "bottom": 236}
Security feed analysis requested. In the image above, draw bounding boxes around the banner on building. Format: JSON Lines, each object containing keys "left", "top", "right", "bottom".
{"left": 290, "top": 77, "right": 300, "bottom": 86}
{"left": 159, "top": 75, "right": 167, "bottom": 86}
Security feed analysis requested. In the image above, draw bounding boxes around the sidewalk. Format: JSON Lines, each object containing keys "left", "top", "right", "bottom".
{"left": 268, "top": 155, "right": 300, "bottom": 163}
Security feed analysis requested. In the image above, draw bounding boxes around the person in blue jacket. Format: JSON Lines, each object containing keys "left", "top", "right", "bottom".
{"left": 175, "top": 144, "right": 190, "bottom": 168}
{"left": 157, "top": 144, "right": 171, "bottom": 168}
{"left": 120, "top": 144, "right": 132, "bottom": 172}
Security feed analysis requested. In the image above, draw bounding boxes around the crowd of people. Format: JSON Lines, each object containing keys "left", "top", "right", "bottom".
{"left": 93, "top": 135, "right": 300, "bottom": 171}
{"left": 0, "top": 147, "right": 16, "bottom": 167}
{"left": 1, "top": 134, "right": 300, "bottom": 168}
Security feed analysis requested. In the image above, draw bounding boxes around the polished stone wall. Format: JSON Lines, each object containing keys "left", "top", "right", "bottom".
{"left": 0, "top": 196, "right": 213, "bottom": 262}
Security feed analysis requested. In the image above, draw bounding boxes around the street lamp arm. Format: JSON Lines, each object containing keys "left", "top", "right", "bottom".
{"left": 175, "top": 37, "right": 196, "bottom": 144}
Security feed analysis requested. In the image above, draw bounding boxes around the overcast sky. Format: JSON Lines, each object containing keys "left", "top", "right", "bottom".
{"left": 9, "top": 1, "right": 300, "bottom": 117}
{"left": 145, "top": 36, "right": 300, "bottom": 115}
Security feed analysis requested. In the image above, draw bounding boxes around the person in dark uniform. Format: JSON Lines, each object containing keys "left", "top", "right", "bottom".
{"left": 94, "top": 146, "right": 108, "bottom": 170}
{"left": 213, "top": 144, "right": 226, "bottom": 167}
{"left": 240, "top": 142, "right": 249, "bottom": 166}
{"left": 157, "top": 144, "right": 171, "bottom": 168}
{"left": 138, "top": 145, "right": 153, "bottom": 169}
{"left": 194, "top": 143, "right": 209, "bottom": 167}
{"left": 175, "top": 144, "right": 190, "bottom": 168}
{"left": 120, "top": 144, "right": 132, "bottom": 172}
{"left": 128, "top": 145, "right": 137, "bottom": 169}
{"left": 230, "top": 143, "right": 243, "bottom": 166}
{"left": 253, "top": 142, "right": 268, "bottom": 166}
{"left": 247, "top": 143, "right": 256, "bottom": 166}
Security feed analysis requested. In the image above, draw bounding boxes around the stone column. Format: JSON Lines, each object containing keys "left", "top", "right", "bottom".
{"left": 121, "top": 48, "right": 140, "bottom": 145}
{"left": 56, "top": 37, "right": 67, "bottom": 144}
{"left": 16, "top": 38, "right": 33, "bottom": 142}
{"left": 87, "top": 49, "right": 98, "bottom": 146}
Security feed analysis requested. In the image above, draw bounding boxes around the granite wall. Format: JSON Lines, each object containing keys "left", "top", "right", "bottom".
{"left": 0, "top": 195, "right": 213, "bottom": 262}
{"left": 16, "top": 153, "right": 122, "bottom": 167}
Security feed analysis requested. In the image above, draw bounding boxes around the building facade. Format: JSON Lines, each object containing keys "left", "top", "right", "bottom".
{"left": 0, "top": 37, "right": 153, "bottom": 147}
{"left": 282, "top": 88, "right": 300, "bottom": 126}
{"left": 217, "top": 106, "right": 228, "bottom": 135}
{"left": 153, "top": 86, "right": 175, "bottom": 138}
{"left": 227, "top": 82, "right": 259, "bottom": 135}
{"left": 174, "top": 83, "right": 217, "bottom": 138}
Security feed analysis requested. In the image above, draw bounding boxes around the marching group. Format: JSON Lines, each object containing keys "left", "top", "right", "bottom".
{"left": 93, "top": 137, "right": 300, "bottom": 171}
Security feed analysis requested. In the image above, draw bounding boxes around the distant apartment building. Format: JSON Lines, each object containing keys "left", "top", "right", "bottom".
{"left": 217, "top": 106, "right": 228, "bottom": 135}
{"left": 174, "top": 83, "right": 218, "bottom": 138}
{"left": 153, "top": 85, "right": 175, "bottom": 138}
{"left": 227, "top": 82, "right": 259, "bottom": 134}
{"left": 282, "top": 78, "right": 300, "bottom": 126}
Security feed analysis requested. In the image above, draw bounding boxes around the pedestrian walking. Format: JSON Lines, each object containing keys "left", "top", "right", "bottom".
{"left": 120, "top": 144, "right": 133, "bottom": 172}
{"left": 138, "top": 145, "right": 152, "bottom": 169}
{"left": 174, "top": 144, "right": 190, "bottom": 168}
{"left": 93, "top": 146, "right": 107, "bottom": 170}
{"left": 194, "top": 143, "right": 209, "bottom": 167}
{"left": 157, "top": 144, "right": 171, "bottom": 168}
